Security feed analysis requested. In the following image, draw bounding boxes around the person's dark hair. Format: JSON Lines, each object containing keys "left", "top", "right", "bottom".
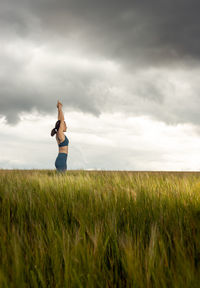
{"left": 51, "top": 120, "right": 61, "bottom": 136}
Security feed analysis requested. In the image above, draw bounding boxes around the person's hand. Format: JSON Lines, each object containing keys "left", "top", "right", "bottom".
{"left": 57, "top": 100, "right": 63, "bottom": 109}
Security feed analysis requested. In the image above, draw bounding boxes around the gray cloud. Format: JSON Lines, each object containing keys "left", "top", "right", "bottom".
{"left": 2, "top": 0, "right": 200, "bottom": 66}
{"left": 1, "top": 0, "right": 200, "bottom": 125}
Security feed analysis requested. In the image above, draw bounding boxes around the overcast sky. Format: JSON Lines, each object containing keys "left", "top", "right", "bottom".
{"left": 1, "top": 0, "right": 200, "bottom": 171}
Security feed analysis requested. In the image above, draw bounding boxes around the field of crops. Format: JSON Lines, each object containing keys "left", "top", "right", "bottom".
{"left": 0, "top": 169, "right": 200, "bottom": 287}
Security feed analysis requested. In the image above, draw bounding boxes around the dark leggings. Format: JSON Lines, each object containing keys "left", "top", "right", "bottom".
{"left": 55, "top": 153, "right": 68, "bottom": 172}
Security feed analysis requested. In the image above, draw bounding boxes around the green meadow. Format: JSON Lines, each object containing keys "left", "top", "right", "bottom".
{"left": 0, "top": 169, "right": 200, "bottom": 287}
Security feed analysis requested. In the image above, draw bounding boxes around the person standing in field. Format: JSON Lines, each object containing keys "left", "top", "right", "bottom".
{"left": 51, "top": 101, "right": 69, "bottom": 172}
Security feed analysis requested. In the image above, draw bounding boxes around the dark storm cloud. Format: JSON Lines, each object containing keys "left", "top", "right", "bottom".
{"left": 2, "top": 0, "right": 200, "bottom": 66}
{"left": 1, "top": 0, "right": 200, "bottom": 125}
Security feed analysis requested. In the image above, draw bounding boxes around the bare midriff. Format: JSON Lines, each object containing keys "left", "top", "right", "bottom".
{"left": 58, "top": 146, "right": 68, "bottom": 154}
{"left": 56, "top": 134, "right": 68, "bottom": 154}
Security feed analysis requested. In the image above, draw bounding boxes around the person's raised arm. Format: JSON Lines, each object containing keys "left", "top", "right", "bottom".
{"left": 57, "top": 100, "right": 64, "bottom": 121}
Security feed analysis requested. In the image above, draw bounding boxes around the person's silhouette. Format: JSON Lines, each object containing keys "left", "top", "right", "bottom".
{"left": 51, "top": 101, "right": 69, "bottom": 173}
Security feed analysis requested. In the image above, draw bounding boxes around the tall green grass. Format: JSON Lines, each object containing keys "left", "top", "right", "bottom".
{"left": 0, "top": 170, "right": 200, "bottom": 287}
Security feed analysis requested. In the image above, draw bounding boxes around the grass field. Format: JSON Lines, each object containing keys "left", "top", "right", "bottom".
{"left": 0, "top": 169, "right": 200, "bottom": 287}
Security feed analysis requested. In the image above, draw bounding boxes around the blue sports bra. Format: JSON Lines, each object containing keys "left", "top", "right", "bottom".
{"left": 58, "top": 135, "right": 69, "bottom": 147}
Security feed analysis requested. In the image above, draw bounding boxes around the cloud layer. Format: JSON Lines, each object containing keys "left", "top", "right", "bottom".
{"left": 1, "top": 0, "right": 200, "bottom": 126}
{"left": 1, "top": 111, "right": 200, "bottom": 171}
